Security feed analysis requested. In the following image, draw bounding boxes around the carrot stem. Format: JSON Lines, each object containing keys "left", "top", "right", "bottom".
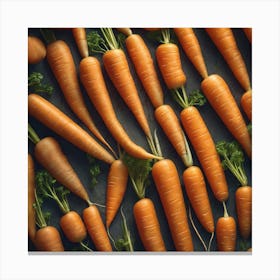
{"left": 161, "top": 28, "right": 170, "bottom": 44}
{"left": 28, "top": 123, "right": 41, "bottom": 144}
{"left": 101, "top": 28, "right": 119, "bottom": 50}
{"left": 208, "top": 232, "right": 214, "bottom": 251}
{"left": 223, "top": 201, "right": 229, "bottom": 218}
{"left": 34, "top": 190, "right": 47, "bottom": 228}
{"left": 80, "top": 241, "right": 93, "bottom": 251}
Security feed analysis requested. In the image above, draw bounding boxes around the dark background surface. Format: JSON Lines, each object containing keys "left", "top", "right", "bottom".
{"left": 28, "top": 28, "right": 252, "bottom": 252}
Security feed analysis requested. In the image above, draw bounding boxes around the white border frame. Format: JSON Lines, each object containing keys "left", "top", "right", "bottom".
{"left": 1, "top": 0, "right": 279, "bottom": 279}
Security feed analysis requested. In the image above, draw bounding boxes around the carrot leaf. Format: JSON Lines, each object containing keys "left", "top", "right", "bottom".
{"left": 87, "top": 30, "right": 108, "bottom": 54}
{"left": 87, "top": 155, "right": 101, "bottom": 188}
{"left": 247, "top": 123, "right": 252, "bottom": 136}
{"left": 28, "top": 72, "right": 53, "bottom": 96}
{"left": 188, "top": 89, "right": 207, "bottom": 107}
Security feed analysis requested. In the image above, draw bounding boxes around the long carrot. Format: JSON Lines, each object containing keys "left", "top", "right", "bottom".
{"left": 205, "top": 28, "right": 251, "bottom": 91}
{"left": 201, "top": 74, "right": 251, "bottom": 158}
{"left": 72, "top": 28, "right": 89, "bottom": 58}
{"left": 28, "top": 154, "right": 36, "bottom": 243}
{"left": 174, "top": 28, "right": 208, "bottom": 79}
{"left": 28, "top": 93, "right": 115, "bottom": 164}
{"left": 240, "top": 90, "right": 252, "bottom": 121}
{"left": 79, "top": 57, "right": 160, "bottom": 160}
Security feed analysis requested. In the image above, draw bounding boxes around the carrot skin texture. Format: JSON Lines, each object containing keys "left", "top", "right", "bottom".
{"left": 152, "top": 159, "right": 194, "bottom": 251}
{"left": 28, "top": 94, "right": 115, "bottom": 164}
{"left": 174, "top": 28, "right": 208, "bottom": 79}
{"left": 180, "top": 106, "right": 228, "bottom": 202}
{"left": 241, "top": 90, "right": 252, "bottom": 121}
{"left": 28, "top": 36, "right": 46, "bottom": 64}
{"left": 156, "top": 43, "right": 187, "bottom": 90}
{"left": 133, "top": 198, "right": 166, "bottom": 251}
{"left": 79, "top": 57, "right": 157, "bottom": 160}
{"left": 235, "top": 186, "right": 252, "bottom": 239}
{"left": 216, "top": 216, "right": 237, "bottom": 251}
{"left": 183, "top": 166, "right": 214, "bottom": 233}
{"left": 72, "top": 28, "right": 89, "bottom": 58}
{"left": 125, "top": 34, "right": 164, "bottom": 108}
{"left": 28, "top": 154, "right": 36, "bottom": 242}
{"left": 106, "top": 159, "right": 129, "bottom": 228}
{"left": 205, "top": 28, "right": 251, "bottom": 91}
{"left": 59, "top": 211, "right": 87, "bottom": 243}
{"left": 35, "top": 226, "right": 64, "bottom": 251}
{"left": 34, "top": 137, "right": 90, "bottom": 202}
{"left": 201, "top": 74, "right": 252, "bottom": 158}
{"left": 83, "top": 205, "right": 113, "bottom": 251}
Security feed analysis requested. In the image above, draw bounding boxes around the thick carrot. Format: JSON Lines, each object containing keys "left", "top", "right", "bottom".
{"left": 79, "top": 57, "right": 159, "bottom": 160}
{"left": 83, "top": 205, "right": 113, "bottom": 251}
{"left": 152, "top": 159, "right": 194, "bottom": 251}
{"left": 133, "top": 198, "right": 166, "bottom": 251}
{"left": 28, "top": 93, "right": 115, "bottom": 164}
{"left": 106, "top": 159, "right": 129, "bottom": 228}
{"left": 116, "top": 28, "right": 132, "bottom": 36}
{"left": 28, "top": 154, "right": 36, "bottom": 242}
{"left": 235, "top": 186, "right": 252, "bottom": 240}
{"left": 28, "top": 35, "right": 46, "bottom": 64}
{"left": 174, "top": 28, "right": 208, "bottom": 79}
{"left": 240, "top": 90, "right": 252, "bottom": 121}
{"left": 183, "top": 166, "right": 214, "bottom": 234}
{"left": 205, "top": 28, "right": 251, "bottom": 91}
{"left": 125, "top": 33, "right": 164, "bottom": 108}
{"left": 72, "top": 28, "right": 89, "bottom": 58}
{"left": 243, "top": 28, "right": 252, "bottom": 43}
{"left": 201, "top": 74, "right": 252, "bottom": 158}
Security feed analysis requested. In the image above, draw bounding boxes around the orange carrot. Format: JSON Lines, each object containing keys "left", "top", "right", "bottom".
{"left": 133, "top": 198, "right": 166, "bottom": 251}
{"left": 28, "top": 93, "right": 115, "bottom": 164}
{"left": 243, "top": 28, "right": 252, "bottom": 43}
{"left": 28, "top": 154, "right": 36, "bottom": 242}
{"left": 72, "top": 28, "right": 89, "bottom": 58}
{"left": 28, "top": 35, "right": 46, "bottom": 64}
{"left": 79, "top": 57, "right": 159, "bottom": 160}
{"left": 116, "top": 28, "right": 132, "bottom": 36}
{"left": 205, "top": 28, "right": 251, "bottom": 91}
{"left": 106, "top": 159, "right": 129, "bottom": 228}
{"left": 83, "top": 205, "right": 113, "bottom": 251}
{"left": 125, "top": 33, "right": 164, "bottom": 108}
{"left": 201, "top": 74, "right": 252, "bottom": 158}
{"left": 152, "top": 159, "right": 194, "bottom": 251}
{"left": 174, "top": 28, "right": 208, "bottom": 79}
{"left": 240, "top": 90, "right": 252, "bottom": 121}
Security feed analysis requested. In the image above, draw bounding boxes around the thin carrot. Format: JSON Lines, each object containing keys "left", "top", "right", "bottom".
{"left": 125, "top": 33, "right": 164, "bottom": 108}
{"left": 106, "top": 159, "right": 129, "bottom": 228}
{"left": 174, "top": 28, "right": 208, "bottom": 79}
{"left": 79, "top": 57, "right": 159, "bottom": 160}
{"left": 201, "top": 74, "right": 252, "bottom": 158}
{"left": 28, "top": 154, "right": 36, "bottom": 243}
{"left": 28, "top": 93, "right": 115, "bottom": 164}
{"left": 72, "top": 28, "right": 89, "bottom": 58}
{"left": 83, "top": 205, "right": 113, "bottom": 251}
{"left": 28, "top": 35, "right": 46, "bottom": 64}
{"left": 240, "top": 90, "right": 252, "bottom": 121}
{"left": 205, "top": 28, "right": 251, "bottom": 91}
{"left": 243, "top": 28, "right": 252, "bottom": 43}
{"left": 116, "top": 28, "right": 132, "bottom": 36}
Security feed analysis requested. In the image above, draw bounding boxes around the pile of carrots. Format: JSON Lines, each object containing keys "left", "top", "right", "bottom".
{"left": 28, "top": 27, "right": 252, "bottom": 252}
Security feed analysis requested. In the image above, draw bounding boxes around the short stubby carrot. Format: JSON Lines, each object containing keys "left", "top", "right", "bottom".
{"left": 125, "top": 34, "right": 164, "bottom": 108}
{"left": 133, "top": 198, "right": 166, "bottom": 251}
{"left": 28, "top": 154, "right": 36, "bottom": 242}
{"left": 72, "top": 28, "right": 89, "bottom": 58}
{"left": 201, "top": 74, "right": 251, "bottom": 158}
{"left": 83, "top": 205, "right": 113, "bottom": 251}
{"left": 216, "top": 216, "right": 236, "bottom": 251}
{"left": 152, "top": 159, "right": 194, "bottom": 251}
{"left": 240, "top": 90, "right": 252, "bottom": 121}
{"left": 28, "top": 94, "right": 115, "bottom": 164}
{"left": 181, "top": 106, "right": 228, "bottom": 202}
{"left": 174, "top": 28, "right": 208, "bottom": 79}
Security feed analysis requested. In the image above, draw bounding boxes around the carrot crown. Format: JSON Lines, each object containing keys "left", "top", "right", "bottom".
{"left": 33, "top": 188, "right": 50, "bottom": 229}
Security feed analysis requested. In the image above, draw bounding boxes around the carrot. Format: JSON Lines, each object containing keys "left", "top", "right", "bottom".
{"left": 205, "top": 28, "right": 251, "bottom": 91}
{"left": 28, "top": 154, "right": 36, "bottom": 242}
{"left": 143, "top": 28, "right": 161, "bottom": 31}
{"left": 174, "top": 28, "right": 208, "bottom": 79}
{"left": 28, "top": 93, "right": 115, "bottom": 164}
{"left": 106, "top": 159, "right": 129, "bottom": 228}
{"left": 243, "top": 28, "right": 252, "bottom": 43}
{"left": 40, "top": 29, "right": 114, "bottom": 156}
{"left": 28, "top": 35, "right": 46, "bottom": 64}
{"left": 28, "top": 124, "right": 91, "bottom": 203}
{"left": 133, "top": 198, "right": 166, "bottom": 251}
{"left": 79, "top": 57, "right": 159, "bottom": 160}
{"left": 240, "top": 90, "right": 252, "bottom": 121}
{"left": 83, "top": 205, "right": 113, "bottom": 251}
{"left": 152, "top": 159, "right": 193, "bottom": 251}
{"left": 125, "top": 33, "right": 164, "bottom": 108}
{"left": 116, "top": 28, "right": 132, "bottom": 36}
{"left": 201, "top": 74, "right": 252, "bottom": 158}
{"left": 72, "top": 28, "right": 89, "bottom": 58}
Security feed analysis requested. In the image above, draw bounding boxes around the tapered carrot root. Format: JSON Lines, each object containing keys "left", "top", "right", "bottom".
{"left": 152, "top": 159, "right": 194, "bottom": 251}
{"left": 72, "top": 28, "right": 89, "bottom": 58}
{"left": 28, "top": 94, "right": 115, "bottom": 164}
{"left": 243, "top": 28, "right": 252, "bottom": 43}
{"left": 106, "top": 159, "right": 129, "bottom": 228}
{"left": 201, "top": 74, "right": 251, "bottom": 158}
{"left": 133, "top": 198, "right": 166, "bottom": 251}
{"left": 183, "top": 166, "right": 214, "bottom": 233}
{"left": 174, "top": 28, "right": 208, "bottom": 79}
{"left": 83, "top": 205, "right": 113, "bottom": 251}
{"left": 235, "top": 186, "right": 252, "bottom": 239}
{"left": 241, "top": 90, "right": 252, "bottom": 121}
{"left": 180, "top": 106, "right": 228, "bottom": 202}
{"left": 216, "top": 216, "right": 236, "bottom": 251}
{"left": 125, "top": 34, "right": 164, "bottom": 108}
{"left": 28, "top": 154, "right": 36, "bottom": 242}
